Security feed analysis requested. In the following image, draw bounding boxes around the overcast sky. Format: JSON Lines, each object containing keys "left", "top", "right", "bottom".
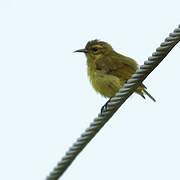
{"left": 0, "top": 0, "right": 180, "bottom": 180}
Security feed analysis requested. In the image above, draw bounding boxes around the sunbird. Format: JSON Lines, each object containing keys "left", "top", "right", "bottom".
{"left": 75, "top": 40, "right": 156, "bottom": 104}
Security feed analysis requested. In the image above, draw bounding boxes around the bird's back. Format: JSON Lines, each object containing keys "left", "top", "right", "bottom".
{"left": 95, "top": 52, "right": 138, "bottom": 81}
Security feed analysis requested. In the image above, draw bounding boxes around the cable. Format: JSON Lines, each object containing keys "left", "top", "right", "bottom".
{"left": 46, "top": 25, "right": 180, "bottom": 180}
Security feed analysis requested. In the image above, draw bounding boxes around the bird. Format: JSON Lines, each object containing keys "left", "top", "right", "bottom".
{"left": 74, "top": 40, "right": 156, "bottom": 109}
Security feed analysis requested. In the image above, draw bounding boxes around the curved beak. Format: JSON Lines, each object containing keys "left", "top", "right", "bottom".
{"left": 74, "top": 48, "right": 88, "bottom": 53}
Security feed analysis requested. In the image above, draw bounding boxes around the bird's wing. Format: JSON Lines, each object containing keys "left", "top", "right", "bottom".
{"left": 96, "top": 54, "right": 138, "bottom": 81}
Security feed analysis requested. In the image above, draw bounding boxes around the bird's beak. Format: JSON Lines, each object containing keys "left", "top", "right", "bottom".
{"left": 74, "top": 48, "right": 88, "bottom": 53}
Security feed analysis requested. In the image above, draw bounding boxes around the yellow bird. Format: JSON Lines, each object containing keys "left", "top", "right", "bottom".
{"left": 75, "top": 40, "right": 155, "bottom": 103}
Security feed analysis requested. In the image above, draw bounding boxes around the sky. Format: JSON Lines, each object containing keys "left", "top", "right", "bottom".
{"left": 0, "top": 0, "right": 180, "bottom": 180}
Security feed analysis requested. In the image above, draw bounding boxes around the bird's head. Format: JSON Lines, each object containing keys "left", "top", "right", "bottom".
{"left": 74, "top": 40, "right": 113, "bottom": 60}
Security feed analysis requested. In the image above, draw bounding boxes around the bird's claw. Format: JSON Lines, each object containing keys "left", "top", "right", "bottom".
{"left": 101, "top": 104, "right": 107, "bottom": 113}
{"left": 101, "top": 97, "right": 112, "bottom": 114}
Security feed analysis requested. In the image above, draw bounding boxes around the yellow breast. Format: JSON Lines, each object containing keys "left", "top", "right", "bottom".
{"left": 88, "top": 67, "right": 123, "bottom": 98}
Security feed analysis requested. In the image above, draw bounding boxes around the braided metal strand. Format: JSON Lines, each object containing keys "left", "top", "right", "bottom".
{"left": 46, "top": 25, "right": 180, "bottom": 180}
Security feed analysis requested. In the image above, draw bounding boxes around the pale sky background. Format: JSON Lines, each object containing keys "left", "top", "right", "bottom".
{"left": 0, "top": 0, "right": 180, "bottom": 180}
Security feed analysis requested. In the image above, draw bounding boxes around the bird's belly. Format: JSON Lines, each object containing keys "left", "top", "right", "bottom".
{"left": 89, "top": 71, "right": 124, "bottom": 98}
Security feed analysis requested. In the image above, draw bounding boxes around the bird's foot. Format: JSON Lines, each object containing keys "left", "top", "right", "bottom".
{"left": 101, "top": 97, "right": 112, "bottom": 113}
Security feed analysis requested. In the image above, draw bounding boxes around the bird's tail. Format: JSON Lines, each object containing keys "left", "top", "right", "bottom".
{"left": 137, "top": 85, "right": 156, "bottom": 102}
{"left": 143, "top": 89, "right": 156, "bottom": 102}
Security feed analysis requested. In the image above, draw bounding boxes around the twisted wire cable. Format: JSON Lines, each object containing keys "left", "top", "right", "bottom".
{"left": 46, "top": 25, "right": 180, "bottom": 180}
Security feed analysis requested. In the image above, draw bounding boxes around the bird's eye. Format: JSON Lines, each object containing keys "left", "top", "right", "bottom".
{"left": 92, "top": 47, "right": 98, "bottom": 52}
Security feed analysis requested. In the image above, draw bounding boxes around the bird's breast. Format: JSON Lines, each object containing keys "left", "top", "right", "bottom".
{"left": 87, "top": 66, "right": 123, "bottom": 98}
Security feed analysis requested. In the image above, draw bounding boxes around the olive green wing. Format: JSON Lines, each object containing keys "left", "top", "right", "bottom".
{"left": 96, "top": 53, "right": 138, "bottom": 81}
{"left": 95, "top": 53, "right": 156, "bottom": 102}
